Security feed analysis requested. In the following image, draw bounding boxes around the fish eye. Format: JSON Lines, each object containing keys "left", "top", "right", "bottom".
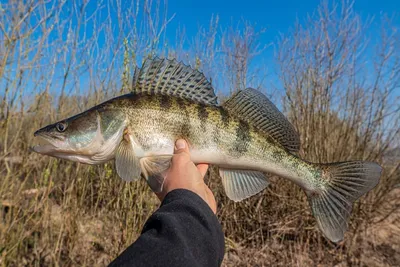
{"left": 56, "top": 122, "right": 67, "bottom": 132}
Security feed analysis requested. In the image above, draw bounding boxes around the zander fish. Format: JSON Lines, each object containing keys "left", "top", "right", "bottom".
{"left": 32, "top": 58, "right": 382, "bottom": 242}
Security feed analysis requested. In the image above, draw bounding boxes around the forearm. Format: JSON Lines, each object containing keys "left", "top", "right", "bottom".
{"left": 108, "top": 189, "right": 225, "bottom": 267}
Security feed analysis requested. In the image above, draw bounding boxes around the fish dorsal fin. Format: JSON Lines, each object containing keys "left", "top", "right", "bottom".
{"left": 132, "top": 57, "right": 218, "bottom": 105}
{"left": 223, "top": 88, "right": 300, "bottom": 153}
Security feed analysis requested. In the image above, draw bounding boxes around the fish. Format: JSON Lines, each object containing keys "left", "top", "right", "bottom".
{"left": 32, "top": 57, "right": 382, "bottom": 242}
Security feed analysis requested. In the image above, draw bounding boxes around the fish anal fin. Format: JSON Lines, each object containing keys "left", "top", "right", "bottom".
{"left": 140, "top": 155, "right": 172, "bottom": 193}
{"left": 222, "top": 88, "right": 300, "bottom": 153}
{"left": 219, "top": 168, "right": 270, "bottom": 202}
{"left": 132, "top": 57, "right": 218, "bottom": 105}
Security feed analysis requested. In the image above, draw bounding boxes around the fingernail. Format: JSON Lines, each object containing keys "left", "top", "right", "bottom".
{"left": 175, "top": 139, "right": 186, "bottom": 150}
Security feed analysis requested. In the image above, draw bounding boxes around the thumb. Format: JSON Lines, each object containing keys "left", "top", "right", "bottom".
{"left": 174, "top": 139, "right": 189, "bottom": 154}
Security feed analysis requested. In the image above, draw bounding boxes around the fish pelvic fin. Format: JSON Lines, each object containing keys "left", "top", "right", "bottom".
{"left": 308, "top": 161, "right": 382, "bottom": 242}
{"left": 140, "top": 155, "right": 172, "bottom": 193}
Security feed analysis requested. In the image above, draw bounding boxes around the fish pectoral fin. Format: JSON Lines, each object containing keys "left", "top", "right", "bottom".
{"left": 219, "top": 168, "right": 270, "bottom": 202}
{"left": 140, "top": 155, "right": 172, "bottom": 193}
{"left": 115, "top": 138, "right": 141, "bottom": 181}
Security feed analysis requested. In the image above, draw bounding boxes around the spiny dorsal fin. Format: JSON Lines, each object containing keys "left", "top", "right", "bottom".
{"left": 132, "top": 57, "right": 218, "bottom": 105}
{"left": 223, "top": 88, "right": 300, "bottom": 153}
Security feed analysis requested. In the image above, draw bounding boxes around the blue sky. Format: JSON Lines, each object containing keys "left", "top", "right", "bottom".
{"left": 79, "top": 0, "right": 400, "bottom": 67}
{"left": 167, "top": 0, "right": 399, "bottom": 28}
{"left": 166, "top": 0, "right": 399, "bottom": 50}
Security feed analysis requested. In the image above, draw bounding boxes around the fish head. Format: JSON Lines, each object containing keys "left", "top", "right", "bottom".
{"left": 32, "top": 108, "right": 126, "bottom": 164}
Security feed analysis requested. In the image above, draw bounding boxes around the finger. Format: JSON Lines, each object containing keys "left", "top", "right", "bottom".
{"left": 196, "top": 163, "right": 209, "bottom": 178}
{"left": 174, "top": 139, "right": 189, "bottom": 154}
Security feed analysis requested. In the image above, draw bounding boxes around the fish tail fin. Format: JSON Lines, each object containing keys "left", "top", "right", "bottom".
{"left": 307, "top": 161, "right": 382, "bottom": 242}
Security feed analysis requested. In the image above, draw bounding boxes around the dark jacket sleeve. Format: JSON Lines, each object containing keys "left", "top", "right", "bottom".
{"left": 108, "top": 189, "right": 225, "bottom": 267}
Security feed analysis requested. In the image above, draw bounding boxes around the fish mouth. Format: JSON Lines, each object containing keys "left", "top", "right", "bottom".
{"left": 31, "top": 135, "right": 64, "bottom": 155}
{"left": 32, "top": 136, "right": 55, "bottom": 154}
{"left": 31, "top": 133, "right": 104, "bottom": 164}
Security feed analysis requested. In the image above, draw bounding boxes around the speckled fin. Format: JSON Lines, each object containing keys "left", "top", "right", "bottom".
{"left": 222, "top": 88, "right": 300, "bottom": 153}
{"left": 132, "top": 57, "right": 218, "bottom": 105}
{"left": 140, "top": 155, "right": 172, "bottom": 193}
{"left": 115, "top": 138, "right": 141, "bottom": 181}
{"left": 219, "top": 168, "right": 269, "bottom": 202}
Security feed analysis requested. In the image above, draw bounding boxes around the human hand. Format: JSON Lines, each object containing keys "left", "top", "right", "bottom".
{"left": 156, "top": 139, "right": 217, "bottom": 213}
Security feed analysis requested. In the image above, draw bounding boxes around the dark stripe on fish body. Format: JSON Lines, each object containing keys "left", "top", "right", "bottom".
{"left": 160, "top": 95, "right": 172, "bottom": 110}
{"left": 218, "top": 107, "right": 230, "bottom": 127}
{"left": 180, "top": 121, "right": 191, "bottom": 140}
{"left": 234, "top": 120, "right": 251, "bottom": 154}
{"left": 176, "top": 97, "right": 190, "bottom": 119}
{"left": 175, "top": 97, "right": 192, "bottom": 139}
{"left": 197, "top": 104, "right": 209, "bottom": 120}
{"left": 176, "top": 97, "right": 186, "bottom": 110}
{"left": 197, "top": 104, "right": 209, "bottom": 130}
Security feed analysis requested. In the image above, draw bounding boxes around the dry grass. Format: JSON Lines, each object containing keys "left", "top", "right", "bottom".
{"left": 1, "top": 0, "right": 399, "bottom": 266}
